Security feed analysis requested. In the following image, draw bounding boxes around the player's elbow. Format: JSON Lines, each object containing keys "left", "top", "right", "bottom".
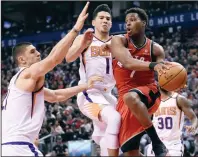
{"left": 65, "top": 54, "right": 73, "bottom": 63}
{"left": 49, "top": 57, "right": 61, "bottom": 68}
{"left": 123, "top": 63, "right": 131, "bottom": 69}
{"left": 122, "top": 61, "right": 135, "bottom": 70}
{"left": 45, "top": 99, "right": 56, "bottom": 103}
{"left": 46, "top": 96, "right": 58, "bottom": 103}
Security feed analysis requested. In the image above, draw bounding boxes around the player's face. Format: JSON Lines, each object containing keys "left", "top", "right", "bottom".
{"left": 23, "top": 45, "right": 41, "bottom": 66}
{"left": 92, "top": 11, "right": 112, "bottom": 33}
{"left": 125, "top": 13, "right": 145, "bottom": 36}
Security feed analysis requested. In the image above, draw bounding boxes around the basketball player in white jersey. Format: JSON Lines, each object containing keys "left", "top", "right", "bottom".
{"left": 2, "top": 2, "right": 102, "bottom": 156}
{"left": 146, "top": 87, "right": 198, "bottom": 156}
{"left": 66, "top": 4, "right": 121, "bottom": 156}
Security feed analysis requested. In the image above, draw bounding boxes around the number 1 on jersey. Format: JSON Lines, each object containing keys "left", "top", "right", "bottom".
{"left": 106, "top": 58, "right": 110, "bottom": 74}
{"left": 130, "top": 70, "right": 136, "bottom": 78}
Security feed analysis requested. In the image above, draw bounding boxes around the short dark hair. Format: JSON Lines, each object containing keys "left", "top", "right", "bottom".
{"left": 125, "top": 8, "right": 148, "bottom": 27}
{"left": 12, "top": 42, "right": 32, "bottom": 65}
{"left": 92, "top": 4, "right": 112, "bottom": 20}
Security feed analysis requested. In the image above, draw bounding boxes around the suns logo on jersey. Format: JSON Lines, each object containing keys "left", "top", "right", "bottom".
{"left": 91, "top": 46, "right": 110, "bottom": 57}
{"left": 155, "top": 106, "right": 177, "bottom": 116}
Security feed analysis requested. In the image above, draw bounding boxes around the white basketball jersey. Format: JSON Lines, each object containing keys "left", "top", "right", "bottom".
{"left": 153, "top": 93, "right": 184, "bottom": 144}
{"left": 2, "top": 68, "right": 45, "bottom": 143}
{"left": 78, "top": 36, "right": 115, "bottom": 93}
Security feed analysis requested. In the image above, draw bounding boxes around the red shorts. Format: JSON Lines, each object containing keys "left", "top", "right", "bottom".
{"left": 116, "top": 83, "right": 161, "bottom": 152}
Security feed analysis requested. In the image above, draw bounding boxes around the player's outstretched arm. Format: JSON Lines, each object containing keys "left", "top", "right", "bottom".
{"left": 44, "top": 76, "right": 103, "bottom": 103}
{"left": 177, "top": 95, "right": 198, "bottom": 134}
{"left": 110, "top": 35, "right": 167, "bottom": 71}
{"left": 66, "top": 28, "right": 94, "bottom": 62}
{"left": 26, "top": 2, "right": 90, "bottom": 79}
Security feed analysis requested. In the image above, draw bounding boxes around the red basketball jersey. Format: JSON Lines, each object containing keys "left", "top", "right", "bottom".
{"left": 113, "top": 34, "right": 156, "bottom": 96}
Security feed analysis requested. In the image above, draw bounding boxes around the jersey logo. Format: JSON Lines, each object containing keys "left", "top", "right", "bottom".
{"left": 134, "top": 56, "right": 145, "bottom": 61}
{"left": 91, "top": 46, "right": 110, "bottom": 57}
{"left": 155, "top": 106, "right": 177, "bottom": 116}
{"left": 117, "top": 61, "right": 123, "bottom": 67}
{"left": 143, "top": 49, "right": 148, "bottom": 55}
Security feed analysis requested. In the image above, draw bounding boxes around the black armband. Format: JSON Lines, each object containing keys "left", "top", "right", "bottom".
{"left": 149, "top": 62, "right": 159, "bottom": 70}
{"left": 149, "top": 61, "right": 164, "bottom": 70}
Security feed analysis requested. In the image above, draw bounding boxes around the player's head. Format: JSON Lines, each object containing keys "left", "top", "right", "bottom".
{"left": 12, "top": 42, "right": 41, "bottom": 67}
{"left": 125, "top": 8, "right": 148, "bottom": 36}
{"left": 92, "top": 4, "right": 112, "bottom": 33}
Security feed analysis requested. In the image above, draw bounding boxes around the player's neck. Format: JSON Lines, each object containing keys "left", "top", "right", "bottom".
{"left": 161, "top": 91, "right": 173, "bottom": 100}
{"left": 94, "top": 31, "right": 110, "bottom": 42}
{"left": 130, "top": 33, "right": 146, "bottom": 48}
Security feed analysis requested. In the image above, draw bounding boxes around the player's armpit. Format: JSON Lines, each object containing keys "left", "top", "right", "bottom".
{"left": 25, "top": 57, "right": 57, "bottom": 80}
{"left": 152, "top": 42, "right": 165, "bottom": 62}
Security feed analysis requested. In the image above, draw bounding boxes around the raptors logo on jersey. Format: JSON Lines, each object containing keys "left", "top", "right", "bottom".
{"left": 113, "top": 34, "right": 156, "bottom": 96}
{"left": 79, "top": 36, "right": 115, "bottom": 92}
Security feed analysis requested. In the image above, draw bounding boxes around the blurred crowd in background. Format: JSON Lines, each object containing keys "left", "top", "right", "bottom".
{"left": 2, "top": 1, "right": 198, "bottom": 156}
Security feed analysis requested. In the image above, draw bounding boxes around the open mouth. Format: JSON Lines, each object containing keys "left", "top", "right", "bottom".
{"left": 126, "top": 28, "right": 131, "bottom": 32}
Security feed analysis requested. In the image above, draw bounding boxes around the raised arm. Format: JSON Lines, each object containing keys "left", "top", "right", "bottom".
{"left": 44, "top": 75, "right": 103, "bottom": 103}
{"left": 26, "top": 2, "right": 90, "bottom": 79}
{"left": 66, "top": 28, "right": 94, "bottom": 63}
{"left": 177, "top": 95, "right": 198, "bottom": 134}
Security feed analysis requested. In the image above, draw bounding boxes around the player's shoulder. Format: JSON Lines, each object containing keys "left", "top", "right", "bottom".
{"left": 176, "top": 93, "right": 187, "bottom": 101}
{"left": 112, "top": 34, "right": 127, "bottom": 46}
{"left": 176, "top": 93, "right": 192, "bottom": 108}
{"left": 152, "top": 41, "right": 164, "bottom": 51}
{"left": 112, "top": 34, "right": 126, "bottom": 40}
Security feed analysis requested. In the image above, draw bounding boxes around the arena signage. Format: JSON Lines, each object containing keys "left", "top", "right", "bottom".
{"left": 2, "top": 11, "right": 198, "bottom": 47}
{"left": 112, "top": 10, "right": 198, "bottom": 32}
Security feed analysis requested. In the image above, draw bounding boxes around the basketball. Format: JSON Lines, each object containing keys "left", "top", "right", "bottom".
{"left": 158, "top": 62, "right": 187, "bottom": 91}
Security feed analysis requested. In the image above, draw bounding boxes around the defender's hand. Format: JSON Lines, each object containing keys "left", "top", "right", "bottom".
{"left": 87, "top": 76, "right": 103, "bottom": 89}
{"left": 184, "top": 125, "right": 197, "bottom": 135}
{"left": 73, "top": 2, "right": 90, "bottom": 32}
{"left": 81, "top": 28, "right": 94, "bottom": 49}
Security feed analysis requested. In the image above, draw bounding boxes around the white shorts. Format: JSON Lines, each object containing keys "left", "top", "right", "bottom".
{"left": 2, "top": 141, "right": 43, "bottom": 156}
{"left": 146, "top": 142, "right": 184, "bottom": 156}
{"left": 77, "top": 89, "right": 117, "bottom": 137}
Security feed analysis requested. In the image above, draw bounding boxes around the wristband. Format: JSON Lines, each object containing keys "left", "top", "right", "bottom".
{"left": 149, "top": 62, "right": 159, "bottom": 70}
{"left": 73, "top": 27, "right": 80, "bottom": 34}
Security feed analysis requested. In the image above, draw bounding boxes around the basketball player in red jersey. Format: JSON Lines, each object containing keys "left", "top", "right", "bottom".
{"left": 105, "top": 8, "right": 169, "bottom": 156}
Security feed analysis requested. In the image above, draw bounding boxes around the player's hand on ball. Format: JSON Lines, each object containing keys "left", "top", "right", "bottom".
{"left": 73, "top": 2, "right": 90, "bottom": 32}
{"left": 184, "top": 125, "right": 197, "bottom": 135}
{"left": 81, "top": 28, "right": 94, "bottom": 49}
{"left": 87, "top": 75, "right": 103, "bottom": 89}
{"left": 154, "top": 62, "right": 171, "bottom": 75}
